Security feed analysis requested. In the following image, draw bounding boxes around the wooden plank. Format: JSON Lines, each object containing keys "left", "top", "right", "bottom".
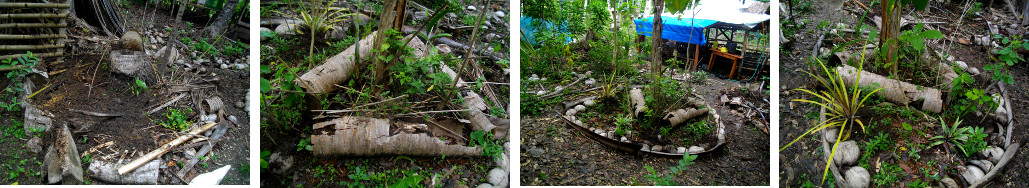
{"left": 0, "top": 23, "right": 67, "bottom": 29}
{"left": 0, "top": 13, "right": 67, "bottom": 19}
{"left": 0, "top": 3, "right": 70, "bottom": 8}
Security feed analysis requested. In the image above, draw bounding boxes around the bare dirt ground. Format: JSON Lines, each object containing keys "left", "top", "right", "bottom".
{"left": 0, "top": 1, "right": 250, "bottom": 185}
{"left": 779, "top": 0, "right": 1029, "bottom": 186}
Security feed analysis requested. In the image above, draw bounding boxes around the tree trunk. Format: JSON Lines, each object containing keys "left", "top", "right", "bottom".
{"left": 881, "top": 2, "right": 900, "bottom": 75}
{"left": 651, "top": 0, "right": 664, "bottom": 77}
{"left": 371, "top": 0, "right": 408, "bottom": 84}
{"left": 664, "top": 108, "right": 708, "bottom": 126}
{"left": 207, "top": 0, "right": 240, "bottom": 37}
{"left": 311, "top": 116, "right": 482, "bottom": 156}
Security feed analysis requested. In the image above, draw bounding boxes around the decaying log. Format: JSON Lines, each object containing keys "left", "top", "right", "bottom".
{"left": 295, "top": 31, "right": 377, "bottom": 93}
{"left": 970, "top": 143, "right": 1020, "bottom": 188}
{"left": 42, "top": 124, "right": 83, "bottom": 184}
{"left": 462, "top": 91, "right": 496, "bottom": 132}
{"left": 118, "top": 122, "right": 218, "bottom": 175}
{"left": 836, "top": 64, "right": 942, "bottom": 113}
{"left": 664, "top": 108, "right": 709, "bottom": 126}
{"left": 630, "top": 88, "right": 646, "bottom": 116}
{"left": 296, "top": 32, "right": 428, "bottom": 93}
{"left": 88, "top": 160, "right": 159, "bottom": 184}
{"left": 311, "top": 116, "right": 482, "bottom": 156}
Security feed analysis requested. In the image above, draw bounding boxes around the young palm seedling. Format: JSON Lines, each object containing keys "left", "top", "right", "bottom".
{"left": 276, "top": 0, "right": 353, "bottom": 57}
{"left": 781, "top": 58, "right": 881, "bottom": 184}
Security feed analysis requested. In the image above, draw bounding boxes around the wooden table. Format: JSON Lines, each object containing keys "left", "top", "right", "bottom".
{"left": 707, "top": 48, "right": 743, "bottom": 79}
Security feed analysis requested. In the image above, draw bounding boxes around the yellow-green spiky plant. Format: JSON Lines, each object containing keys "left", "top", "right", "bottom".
{"left": 780, "top": 57, "right": 881, "bottom": 184}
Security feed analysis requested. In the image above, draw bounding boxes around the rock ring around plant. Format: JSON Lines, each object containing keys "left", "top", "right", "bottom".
{"left": 558, "top": 95, "right": 725, "bottom": 157}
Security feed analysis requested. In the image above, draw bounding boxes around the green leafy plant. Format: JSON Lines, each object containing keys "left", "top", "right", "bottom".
{"left": 0, "top": 51, "right": 40, "bottom": 112}
{"left": 986, "top": 34, "right": 1029, "bottom": 84}
{"left": 928, "top": 117, "right": 985, "bottom": 157}
{"left": 259, "top": 150, "right": 270, "bottom": 170}
{"left": 643, "top": 153, "right": 696, "bottom": 186}
{"left": 873, "top": 162, "right": 903, "bottom": 186}
{"left": 159, "top": 108, "right": 193, "bottom": 132}
{"left": 782, "top": 58, "right": 881, "bottom": 183}
{"left": 297, "top": 137, "right": 313, "bottom": 151}
{"left": 129, "top": 78, "right": 148, "bottom": 96}
{"left": 469, "top": 130, "right": 503, "bottom": 160}
{"left": 276, "top": 0, "right": 353, "bottom": 57}
{"left": 614, "top": 114, "right": 633, "bottom": 137}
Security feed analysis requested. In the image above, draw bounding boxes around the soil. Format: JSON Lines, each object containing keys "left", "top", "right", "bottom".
{"left": 780, "top": 0, "right": 1029, "bottom": 186}
{"left": 0, "top": 1, "right": 250, "bottom": 185}
{"left": 520, "top": 75, "right": 770, "bottom": 186}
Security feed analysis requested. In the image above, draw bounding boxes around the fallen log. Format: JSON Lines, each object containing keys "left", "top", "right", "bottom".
{"left": 88, "top": 160, "right": 159, "bottom": 184}
{"left": 836, "top": 64, "right": 943, "bottom": 113}
{"left": 664, "top": 108, "right": 709, "bottom": 126}
{"left": 296, "top": 31, "right": 428, "bottom": 93}
{"left": 629, "top": 88, "right": 646, "bottom": 116}
{"left": 311, "top": 116, "right": 482, "bottom": 156}
{"left": 118, "top": 122, "right": 218, "bottom": 175}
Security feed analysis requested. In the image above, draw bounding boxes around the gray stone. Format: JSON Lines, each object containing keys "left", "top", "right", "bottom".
{"left": 688, "top": 146, "right": 704, "bottom": 153}
{"left": 274, "top": 24, "right": 298, "bottom": 36}
{"left": 583, "top": 99, "right": 595, "bottom": 106}
{"left": 969, "top": 67, "right": 980, "bottom": 75}
{"left": 528, "top": 148, "right": 544, "bottom": 157}
{"left": 574, "top": 105, "right": 586, "bottom": 112}
{"left": 961, "top": 165, "right": 985, "bottom": 184}
{"left": 476, "top": 183, "right": 491, "bottom": 188}
{"left": 833, "top": 141, "right": 859, "bottom": 166}
{"left": 720, "top": 95, "right": 730, "bottom": 103}
{"left": 487, "top": 168, "right": 506, "bottom": 186}
{"left": 844, "top": 166, "right": 870, "bottom": 188}
{"left": 620, "top": 137, "right": 628, "bottom": 142}
{"left": 941, "top": 178, "right": 959, "bottom": 188}
{"left": 584, "top": 78, "right": 596, "bottom": 86}
{"left": 824, "top": 127, "right": 839, "bottom": 143}
{"left": 970, "top": 160, "right": 994, "bottom": 171}
{"left": 954, "top": 61, "right": 968, "bottom": 69}
{"left": 26, "top": 137, "right": 42, "bottom": 153}
{"left": 234, "top": 63, "right": 248, "bottom": 70}
{"left": 220, "top": 64, "right": 229, "bottom": 69}
{"left": 641, "top": 144, "right": 650, "bottom": 151}
{"left": 652, "top": 145, "right": 663, "bottom": 152}
{"left": 676, "top": 147, "right": 686, "bottom": 154}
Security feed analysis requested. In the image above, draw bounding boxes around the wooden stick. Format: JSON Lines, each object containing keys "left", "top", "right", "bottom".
{"left": 0, "top": 13, "right": 67, "bottom": 19}
{"left": 0, "top": 44, "right": 65, "bottom": 51}
{"left": 118, "top": 122, "right": 218, "bottom": 175}
{"left": 312, "top": 94, "right": 407, "bottom": 114}
{"left": 396, "top": 109, "right": 471, "bottom": 116}
{"left": 0, "top": 3, "right": 70, "bottom": 8}
{"left": 147, "top": 93, "right": 187, "bottom": 114}
{"left": 0, "top": 23, "right": 67, "bottom": 29}
{"left": 0, "top": 34, "right": 67, "bottom": 40}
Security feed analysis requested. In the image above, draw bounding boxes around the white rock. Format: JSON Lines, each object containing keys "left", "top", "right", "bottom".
{"left": 565, "top": 109, "right": 576, "bottom": 116}
{"left": 833, "top": 141, "right": 860, "bottom": 166}
{"left": 583, "top": 99, "right": 595, "bottom": 106}
{"left": 961, "top": 165, "right": 985, "bottom": 184}
{"left": 641, "top": 144, "right": 650, "bottom": 151}
{"left": 969, "top": 67, "right": 980, "bottom": 75}
{"left": 220, "top": 64, "right": 229, "bottom": 69}
{"left": 467, "top": 6, "right": 477, "bottom": 10}
{"left": 487, "top": 168, "right": 506, "bottom": 186}
{"left": 620, "top": 137, "right": 627, "bottom": 142}
{"left": 970, "top": 160, "right": 994, "bottom": 171}
{"left": 676, "top": 147, "right": 686, "bottom": 154}
{"left": 234, "top": 63, "right": 247, "bottom": 70}
{"left": 844, "top": 166, "right": 870, "bottom": 188}
{"left": 954, "top": 61, "right": 968, "bottom": 69}
{"left": 495, "top": 11, "right": 505, "bottom": 17}
{"left": 941, "top": 178, "right": 958, "bottom": 188}
{"left": 476, "top": 183, "right": 492, "bottom": 188}
{"left": 824, "top": 127, "right": 839, "bottom": 143}
{"left": 652, "top": 145, "right": 663, "bottom": 152}
{"left": 574, "top": 105, "right": 586, "bottom": 112}
{"left": 594, "top": 129, "right": 603, "bottom": 134}
{"left": 599, "top": 133, "right": 606, "bottom": 137}
{"left": 688, "top": 146, "right": 704, "bottom": 153}
{"left": 584, "top": 78, "right": 596, "bottom": 86}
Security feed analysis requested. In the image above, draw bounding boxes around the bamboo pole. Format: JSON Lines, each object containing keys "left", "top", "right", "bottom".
{"left": 0, "top": 23, "right": 68, "bottom": 29}
{"left": 117, "top": 122, "right": 218, "bottom": 175}
{"left": 0, "top": 13, "right": 67, "bottom": 19}
{"left": 0, "top": 44, "right": 65, "bottom": 51}
{"left": 0, "top": 3, "right": 70, "bottom": 8}
{"left": 0, "top": 52, "right": 62, "bottom": 60}
{"left": 0, "top": 34, "right": 66, "bottom": 40}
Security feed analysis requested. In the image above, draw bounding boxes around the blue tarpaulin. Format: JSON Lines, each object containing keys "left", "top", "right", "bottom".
{"left": 521, "top": 16, "right": 573, "bottom": 46}
{"left": 635, "top": 16, "right": 716, "bottom": 45}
